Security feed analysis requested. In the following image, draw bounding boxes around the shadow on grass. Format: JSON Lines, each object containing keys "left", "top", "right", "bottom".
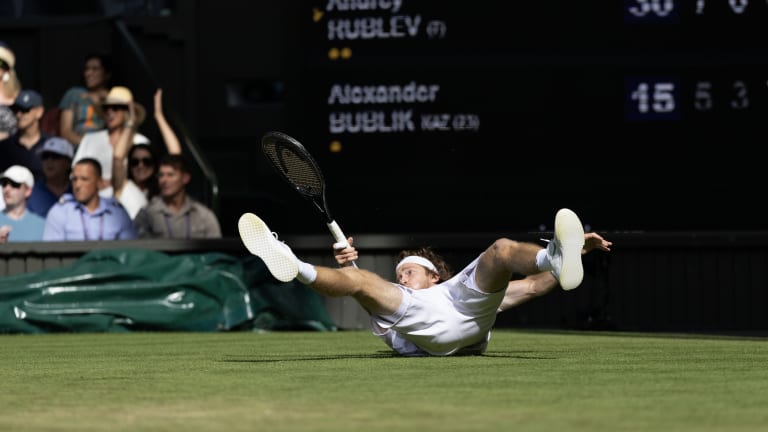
{"left": 218, "top": 351, "right": 399, "bottom": 363}
{"left": 219, "top": 350, "right": 560, "bottom": 362}
{"left": 481, "top": 351, "right": 559, "bottom": 359}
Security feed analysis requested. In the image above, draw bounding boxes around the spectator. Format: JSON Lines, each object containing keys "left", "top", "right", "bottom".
{"left": 43, "top": 158, "right": 136, "bottom": 241}
{"left": 0, "top": 102, "right": 15, "bottom": 140}
{"left": 0, "top": 46, "right": 13, "bottom": 210}
{"left": 72, "top": 85, "right": 149, "bottom": 198}
{"left": 134, "top": 154, "right": 221, "bottom": 238}
{"left": 58, "top": 52, "right": 111, "bottom": 147}
{"left": 0, "top": 89, "right": 48, "bottom": 181}
{"left": 10, "top": 89, "right": 47, "bottom": 151}
{"left": 28, "top": 137, "right": 74, "bottom": 218}
{"left": 112, "top": 88, "right": 182, "bottom": 219}
{"left": 127, "top": 143, "right": 160, "bottom": 200}
{"left": 0, "top": 165, "right": 45, "bottom": 242}
{"left": 0, "top": 41, "right": 20, "bottom": 140}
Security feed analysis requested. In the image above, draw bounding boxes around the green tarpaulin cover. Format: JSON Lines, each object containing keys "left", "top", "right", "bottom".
{"left": 0, "top": 249, "right": 337, "bottom": 333}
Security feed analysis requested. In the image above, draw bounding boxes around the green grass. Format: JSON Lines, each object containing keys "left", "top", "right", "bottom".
{"left": 0, "top": 330, "right": 766, "bottom": 432}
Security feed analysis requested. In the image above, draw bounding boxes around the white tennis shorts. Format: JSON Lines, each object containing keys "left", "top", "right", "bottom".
{"left": 371, "top": 256, "right": 505, "bottom": 356}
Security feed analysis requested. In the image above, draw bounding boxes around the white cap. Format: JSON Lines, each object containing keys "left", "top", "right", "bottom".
{"left": 38, "top": 136, "right": 74, "bottom": 159}
{"left": 133, "top": 133, "right": 150, "bottom": 145}
{"left": 0, "top": 165, "right": 34, "bottom": 188}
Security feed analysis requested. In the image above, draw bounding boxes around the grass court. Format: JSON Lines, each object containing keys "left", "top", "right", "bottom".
{"left": 1, "top": 329, "right": 766, "bottom": 431}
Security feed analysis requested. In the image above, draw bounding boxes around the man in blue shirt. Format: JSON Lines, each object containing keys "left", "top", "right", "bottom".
{"left": 0, "top": 165, "right": 46, "bottom": 242}
{"left": 43, "top": 158, "right": 136, "bottom": 241}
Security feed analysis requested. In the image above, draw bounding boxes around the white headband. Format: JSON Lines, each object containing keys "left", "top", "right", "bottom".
{"left": 395, "top": 256, "right": 438, "bottom": 274}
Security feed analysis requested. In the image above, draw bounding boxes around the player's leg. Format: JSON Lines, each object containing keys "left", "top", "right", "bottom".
{"left": 472, "top": 238, "right": 543, "bottom": 294}
{"left": 312, "top": 265, "right": 402, "bottom": 316}
{"left": 473, "top": 208, "right": 585, "bottom": 294}
{"left": 238, "top": 212, "right": 402, "bottom": 316}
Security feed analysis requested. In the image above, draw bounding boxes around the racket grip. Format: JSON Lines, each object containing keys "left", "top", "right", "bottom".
{"left": 327, "top": 220, "right": 348, "bottom": 246}
{"left": 327, "top": 220, "right": 358, "bottom": 269}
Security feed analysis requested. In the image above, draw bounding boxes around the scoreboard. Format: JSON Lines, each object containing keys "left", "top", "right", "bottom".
{"left": 285, "top": 0, "right": 768, "bottom": 233}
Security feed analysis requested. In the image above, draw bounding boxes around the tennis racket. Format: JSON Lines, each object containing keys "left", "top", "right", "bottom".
{"left": 260, "top": 131, "right": 357, "bottom": 267}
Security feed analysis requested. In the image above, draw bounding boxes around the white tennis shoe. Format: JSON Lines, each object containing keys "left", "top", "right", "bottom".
{"left": 547, "top": 208, "right": 585, "bottom": 290}
{"left": 237, "top": 213, "right": 299, "bottom": 282}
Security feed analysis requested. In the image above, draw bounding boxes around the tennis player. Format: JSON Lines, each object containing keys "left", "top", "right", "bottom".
{"left": 239, "top": 208, "right": 612, "bottom": 356}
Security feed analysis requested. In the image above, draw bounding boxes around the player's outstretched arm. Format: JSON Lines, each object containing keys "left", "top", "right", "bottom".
{"left": 583, "top": 232, "right": 612, "bottom": 254}
{"left": 498, "top": 232, "right": 613, "bottom": 313}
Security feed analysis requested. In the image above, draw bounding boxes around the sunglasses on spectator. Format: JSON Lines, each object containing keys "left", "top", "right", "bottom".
{"left": 11, "top": 106, "right": 31, "bottom": 114}
{"left": 129, "top": 157, "right": 155, "bottom": 167}
{"left": 0, "top": 179, "right": 22, "bottom": 188}
{"left": 0, "top": 59, "right": 8, "bottom": 70}
{"left": 104, "top": 104, "right": 128, "bottom": 112}
{"left": 41, "top": 152, "right": 67, "bottom": 161}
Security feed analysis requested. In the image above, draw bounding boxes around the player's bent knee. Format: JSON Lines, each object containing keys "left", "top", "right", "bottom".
{"left": 488, "top": 238, "right": 521, "bottom": 261}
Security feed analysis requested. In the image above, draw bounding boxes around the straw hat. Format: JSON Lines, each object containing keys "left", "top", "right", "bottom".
{"left": 0, "top": 42, "right": 15, "bottom": 69}
{"left": 0, "top": 42, "right": 17, "bottom": 91}
{"left": 100, "top": 86, "right": 146, "bottom": 127}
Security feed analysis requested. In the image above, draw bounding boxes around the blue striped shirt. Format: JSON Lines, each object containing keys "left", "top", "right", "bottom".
{"left": 42, "top": 193, "right": 137, "bottom": 241}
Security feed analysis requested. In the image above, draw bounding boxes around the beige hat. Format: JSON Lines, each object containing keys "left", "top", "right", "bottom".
{"left": 1, "top": 165, "right": 34, "bottom": 189}
{"left": 101, "top": 86, "right": 146, "bottom": 127}
{"left": 0, "top": 43, "right": 15, "bottom": 69}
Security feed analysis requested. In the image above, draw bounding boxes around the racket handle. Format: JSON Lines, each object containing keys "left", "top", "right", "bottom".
{"left": 327, "top": 220, "right": 358, "bottom": 268}
{"left": 327, "top": 220, "right": 347, "bottom": 245}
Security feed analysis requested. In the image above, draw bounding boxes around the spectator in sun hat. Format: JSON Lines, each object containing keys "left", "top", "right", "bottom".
{"left": 0, "top": 41, "right": 21, "bottom": 105}
{"left": 72, "top": 86, "right": 149, "bottom": 199}
{"left": 0, "top": 41, "right": 21, "bottom": 140}
{"left": 0, "top": 42, "right": 16, "bottom": 78}
{"left": 0, "top": 165, "right": 46, "bottom": 242}
{"left": 28, "top": 136, "right": 74, "bottom": 218}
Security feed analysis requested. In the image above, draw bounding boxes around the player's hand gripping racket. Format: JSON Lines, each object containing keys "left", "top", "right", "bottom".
{"left": 260, "top": 131, "right": 357, "bottom": 268}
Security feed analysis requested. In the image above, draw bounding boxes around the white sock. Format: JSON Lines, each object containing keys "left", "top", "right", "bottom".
{"left": 297, "top": 260, "right": 317, "bottom": 284}
{"left": 535, "top": 248, "right": 552, "bottom": 272}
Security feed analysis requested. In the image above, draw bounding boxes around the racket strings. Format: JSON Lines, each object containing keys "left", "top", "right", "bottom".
{"left": 263, "top": 143, "right": 324, "bottom": 196}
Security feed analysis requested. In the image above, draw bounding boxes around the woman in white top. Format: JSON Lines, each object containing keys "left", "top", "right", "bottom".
{"left": 72, "top": 86, "right": 150, "bottom": 218}
{"left": 112, "top": 88, "right": 182, "bottom": 219}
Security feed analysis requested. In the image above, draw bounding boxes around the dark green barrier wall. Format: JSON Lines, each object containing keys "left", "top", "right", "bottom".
{"left": 0, "top": 248, "right": 336, "bottom": 333}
